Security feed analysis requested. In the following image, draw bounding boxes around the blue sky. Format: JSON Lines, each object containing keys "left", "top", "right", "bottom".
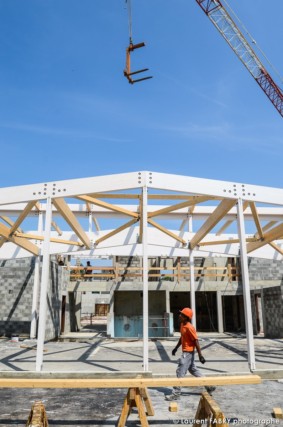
{"left": 0, "top": 0, "right": 282, "bottom": 189}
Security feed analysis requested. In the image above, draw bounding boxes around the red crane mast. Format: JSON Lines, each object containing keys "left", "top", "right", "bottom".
{"left": 195, "top": 0, "right": 283, "bottom": 117}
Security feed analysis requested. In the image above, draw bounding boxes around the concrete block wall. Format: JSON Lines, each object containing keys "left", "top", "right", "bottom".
{"left": 67, "top": 291, "right": 82, "bottom": 332}
{"left": 116, "top": 256, "right": 142, "bottom": 282}
{"left": 248, "top": 258, "right": 283, "bottom": 281}
{"left": 0, "top": 257, "right": 68, "bottom": 339}
{"left": 0, "top": 258, "right": 35, "bottom": 336}
{"left": 45, "top": 262, "right": 65, "bottom": 340}
{"left": 261, "top": 285, "right": 283, "bottom": 338}
{"left": 81, "top": 293, "right": 110, "bottom": 315}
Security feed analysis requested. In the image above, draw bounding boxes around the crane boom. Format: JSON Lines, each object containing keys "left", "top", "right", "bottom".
{"left": 195, "top": 0, "right": 283, "bottom": 117}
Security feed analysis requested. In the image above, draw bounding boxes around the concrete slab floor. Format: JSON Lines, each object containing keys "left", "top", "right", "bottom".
{"left": 0, "top": 333, "right": 282, "bottom": 426}
{"left": 0, "top": 333, "right": 282, "bottom": 377}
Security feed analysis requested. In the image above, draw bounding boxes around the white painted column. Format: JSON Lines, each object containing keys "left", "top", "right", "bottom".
{"left": 88, "top": 212, "right": 92, "bottom": 233}
{"left": 216, "top": 290, "right": 224, "bottom": 333}
{"left": 30, "top": 210, "right": 43, "bottom": 338}
{"left": 107, "top": 286, "right": 115, "bottom": 338}
{"left": 36, "top": 197, "right": 52, "bottom": 372}
{"left": 189, "top": 250, "right": 196, "bottom": 328}
{"left": 165, "top": 289, "right": 170, "bottom": 313}
{"left": 142, "top": 186, "right": 149, "bottom": 371}
{"left": 237, "top": 198, "right": 256, "bottom": 371}
{"left": 188, "top": 215, "right": 193, "bottom": 233}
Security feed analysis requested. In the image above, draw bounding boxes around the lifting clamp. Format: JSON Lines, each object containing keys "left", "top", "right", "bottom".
{"left": 124, "top": 41, "right": 153, "bottom": 84}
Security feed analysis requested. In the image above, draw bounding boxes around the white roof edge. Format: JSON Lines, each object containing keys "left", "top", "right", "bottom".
{"left": 1, "top": 170, "right": 283, "bottom": 206}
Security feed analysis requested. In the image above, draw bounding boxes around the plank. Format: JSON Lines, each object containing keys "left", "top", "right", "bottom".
{"left": 0, "top": 375, "right": 261, "bottom": 389}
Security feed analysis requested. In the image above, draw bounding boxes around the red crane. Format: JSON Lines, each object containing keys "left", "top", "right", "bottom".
{"left": 195, "top": 0, "right": 283, "bottom": 117}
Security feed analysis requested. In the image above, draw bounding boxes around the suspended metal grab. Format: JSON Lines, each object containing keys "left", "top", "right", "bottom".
{"left": 124, "top": 42, "right": 153, "bottom": 84}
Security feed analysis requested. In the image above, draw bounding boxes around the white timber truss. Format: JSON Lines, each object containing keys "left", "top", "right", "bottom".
{"left": 1, "top": 171, "right": 283, "bottom": 372}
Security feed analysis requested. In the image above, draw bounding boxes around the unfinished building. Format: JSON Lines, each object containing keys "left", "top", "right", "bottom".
{"left": 1, "top": 171, "right": 283, "bottom": 371}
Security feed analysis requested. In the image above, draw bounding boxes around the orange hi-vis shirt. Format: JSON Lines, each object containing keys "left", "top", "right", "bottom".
{"left": 180, "top": 322, "right": 198, "bottom": 352}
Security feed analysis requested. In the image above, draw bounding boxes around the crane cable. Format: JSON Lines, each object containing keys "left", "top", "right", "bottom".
{"left": 125, "top": 0, "right": 133, "bottom": 44}
{"left": 222, "top": 0, "right": 283, "bottom": 88}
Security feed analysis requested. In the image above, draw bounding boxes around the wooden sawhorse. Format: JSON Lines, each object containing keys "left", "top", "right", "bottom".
{"left": 118, "top": 387, "right": 154, "bottom": 427}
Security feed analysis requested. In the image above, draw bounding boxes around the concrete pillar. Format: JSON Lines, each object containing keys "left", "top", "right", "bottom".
{"left": 216, "top": 290, "right": 224, "bottom": 333}
{"left": 74, "top": 292, "right": 82, "bottom": 330}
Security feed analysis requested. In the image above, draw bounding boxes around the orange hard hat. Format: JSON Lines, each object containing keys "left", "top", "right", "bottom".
{"left": 180, "top": 307, "right": 193, "bottom": 319}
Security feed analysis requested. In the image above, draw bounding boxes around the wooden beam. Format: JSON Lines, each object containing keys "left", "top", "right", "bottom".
{"left": 0, "top": 215, "right": 23, "bottom": 233}
{"left": 268, "top": 241, "right": 283, "bottom": 256}
{"left": 52, "top": 198, "right": 91, "bottom": 248}
{"left": 95, "top": 218, "right": 139, "bottom": 245}
{"left": 0, "top": 222, "right": 39, "bottom": 256}
{"left": 0, "top": 200, "right": 37, "bottom": 248}
{"left": 249, "top": 202, "right": 263, "bottom": 239}
{"left": 148, "top": 196, "right": 212, "bottom": 219}
{"left": 148, "top": 219, "right": 187, "bottom": 245}
{"left": 76, "top": 195, "right": 138, "bottom": 218}
{"left": 198, "top": 237, "right": 258, "bottom": 246}
{"left": 254, "top": 220, "right": 278, "bottom": 239}
{"left": 190, "top": 199, "right": 236, "bottom": 250}
{"left": 247, "top": 222, "right": 283, "bottom": 253}
{"left": 0, "top": 375, "right": 261, "bottom": 389}
{"left": 9, "top": 201, "right": 37, "bottom": 236}
{"left": 51, "top": 221, "right": 62, "bottom": 236}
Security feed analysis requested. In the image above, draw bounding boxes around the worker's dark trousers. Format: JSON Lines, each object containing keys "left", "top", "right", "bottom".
{"left": 172, "top": 351, "right": 202, "bottom": 396}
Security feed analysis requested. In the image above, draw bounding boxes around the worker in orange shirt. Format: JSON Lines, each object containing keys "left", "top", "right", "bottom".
{"left": 165, "top": 307, "right": 215, "bottom": 401}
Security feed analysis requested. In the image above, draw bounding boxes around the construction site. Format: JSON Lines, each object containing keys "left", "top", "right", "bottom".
{"left": 1, "top": 0, "right": 283, "bottom": 426}
{"left": 1, "top": 170, "right": 283, "bottom": 426}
